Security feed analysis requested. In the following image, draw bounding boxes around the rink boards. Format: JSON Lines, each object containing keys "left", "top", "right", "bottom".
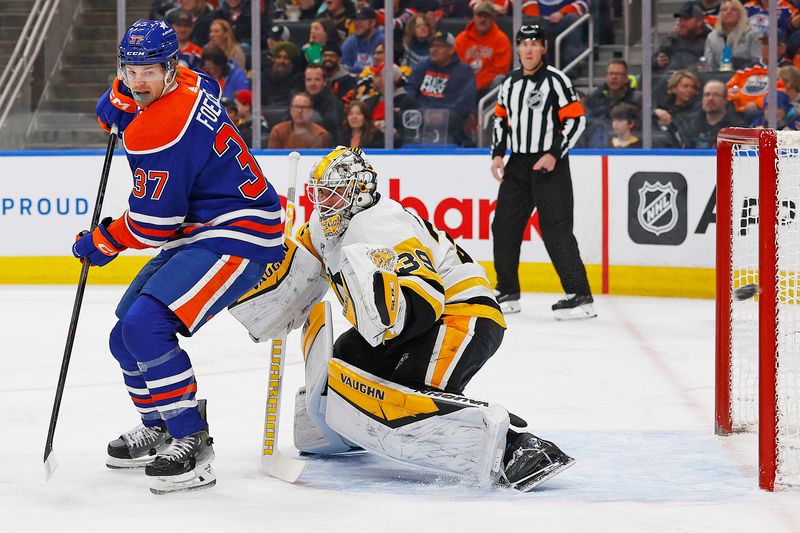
{"left": 0, "top": 149, "right": 717, "bottom": 297}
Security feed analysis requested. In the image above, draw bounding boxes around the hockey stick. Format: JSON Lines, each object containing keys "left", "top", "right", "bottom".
{"left": 260, "top": 150, "right": 306, "bottom": 483}
{"left": 44, "top": 124, "right": 119, "bottom": 480}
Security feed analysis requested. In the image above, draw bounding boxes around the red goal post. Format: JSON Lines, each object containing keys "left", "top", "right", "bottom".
{"left": 716, "top": 127, "right": 800, "bottom": 491}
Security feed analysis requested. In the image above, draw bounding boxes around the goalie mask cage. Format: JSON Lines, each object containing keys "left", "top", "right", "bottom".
{"left": 716, "top": 127, "right": 800, "bottom": 491}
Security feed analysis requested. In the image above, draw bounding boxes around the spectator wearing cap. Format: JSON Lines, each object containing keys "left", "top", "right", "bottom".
{"left": 202, "top": 45, "right": 250, "bottom": 99}
{"left": 262, "top": 41, "right": 305, "bottom": 106}
{"left": 213, "top": 0, "right": 255, "bottom": 44}
{"left": 677, "top": 79, "right": 747, "bottom": 148}
{"left": 757, "top": 31, "right": 793, "bottom": 68}
{"left": 609, "top": 103, "right": 642, "bottom": 148}
{"left": 322, "top": 43, "right": 357, "bottom": 103}
{"left": 751, "top": 89, "right": 800, "bottom": 130}
{"left": 233, "top": 89, "right": 270, "bottom": 147}
{"left": 341, "top": 7, "right": 385, "bottom": 73}
{"left": 320, "top": 0, "right": 357, "bottom": 42}
{"left": 168, "top": 8, "right": 203, "bottom": 69}
{"left": 406, "top": 31, "right": 477, "bottom": 146}
{"left": 166, "top": 0, "right": 216, "bottom": 46}
{"left": 268, "top": 92, "right": 332, "bottom": 148}
{"left": 305, "top": 63, "right": 346, "bottom": 140}
{"left": 703, "top": 0, "right": 760, "bottom": 70}
{"left": 654, "top": 2, "right": 710, "bottom": 72}
{"left": 267, "top": 24, "right": 291, "bottom": 52}
{"left": 455, "top": 2, "right": 512, "bottom": 100}
{"left": 402, "top": 12, "right": 434, "bottom": 71}
{"left": 209, "top": 18, "right": 247, "bottom": 70}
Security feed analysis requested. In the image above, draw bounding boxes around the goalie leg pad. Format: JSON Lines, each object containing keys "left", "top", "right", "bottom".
{"left": 293, "top": 301, "right": 357, "bottom": 454}
{"left": 325, "top": 358, "right": 510, "bottom": 486}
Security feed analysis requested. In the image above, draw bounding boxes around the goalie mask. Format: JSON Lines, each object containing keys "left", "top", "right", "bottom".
{"left": 307, "top": 147, "right": 379, "bottom": 237}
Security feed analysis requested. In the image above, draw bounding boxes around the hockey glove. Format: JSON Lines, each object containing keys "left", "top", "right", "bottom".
{"left": 72, "top": 217, "right": 126, "bottom": 266}
{"left": 96, "top": 78, "right": 137, "bottom": 134}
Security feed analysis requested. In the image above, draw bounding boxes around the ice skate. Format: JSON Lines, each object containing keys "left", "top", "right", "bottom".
{"left": 145, "top": 429, "right": 216, "bottom": 494}
{"left": 494, "top": 290, "right": 521, "bottom": 314}
{"left": 106, "top": 423, "right": 170, "bottom": 469}
{"left": 552, "top": 294, "right": 596, "bottom": 320}
{"left": 500, "top": 432, "right": 575, "bottom": 492}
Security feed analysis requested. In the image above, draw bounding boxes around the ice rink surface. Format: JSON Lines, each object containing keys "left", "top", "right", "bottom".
{"left": 2, "top": 286, "right": 799, "bottom": 532}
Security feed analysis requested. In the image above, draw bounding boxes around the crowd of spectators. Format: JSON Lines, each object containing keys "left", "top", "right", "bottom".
{"left": 148, "top": 0, "right": 597, "bottom": 148}
{"left": 148, "top": 0, "right": 800, "bottom": 150}
{"left": 581, "top": 0, "right": 800, "bottom": 149}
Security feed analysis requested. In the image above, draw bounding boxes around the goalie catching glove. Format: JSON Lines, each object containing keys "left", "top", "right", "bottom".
{"left": 339, "top": 243, "right": 406, "bottom": 347}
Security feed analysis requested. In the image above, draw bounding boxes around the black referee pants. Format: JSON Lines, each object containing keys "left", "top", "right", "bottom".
{"left": 491, "top": 153, "right": 591, "bottom": 297}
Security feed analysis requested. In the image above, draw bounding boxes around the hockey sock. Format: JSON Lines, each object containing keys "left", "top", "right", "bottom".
{"left": 121, "top": 295, "right": 205, "bottom": 438}
{"left": 109, "top": 321, "right": 162, "bottom": 427}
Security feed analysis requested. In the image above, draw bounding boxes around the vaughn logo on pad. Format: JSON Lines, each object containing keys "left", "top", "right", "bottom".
{"left": 628, "top": 172, "right": 687, "bottom": 245}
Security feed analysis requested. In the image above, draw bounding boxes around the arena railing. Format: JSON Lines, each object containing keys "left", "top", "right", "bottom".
{"left": 0, "top": 0, "right": 62, "bottom": 134}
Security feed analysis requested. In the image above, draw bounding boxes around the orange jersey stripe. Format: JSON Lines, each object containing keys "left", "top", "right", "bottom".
{"left": 132, "top": 396, "right": 154, "bottom": 405}
{"left": 228, "top": 220, "right": 284, "bottom": 234}
{"left": 150, "top": 383, "right": 197, "bottom": 402}
{"left": 173, "top": 256, "right": 245, "bottom": 329}
{"left": 126, "top": 215, "right": 178, "bottom": 238}
{"left": 107, "top": 216, "right": 152, "bottom": 249}
{"left": 558, "top": 100, "right": 585, "bottom": 121}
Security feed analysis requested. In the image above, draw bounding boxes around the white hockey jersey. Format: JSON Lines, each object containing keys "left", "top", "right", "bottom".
{"left": 296, "top": 196, "right": 506, "bottom": 342}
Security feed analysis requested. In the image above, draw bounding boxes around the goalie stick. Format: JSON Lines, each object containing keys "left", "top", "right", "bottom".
{"left": 44, "top": 124, "right": 119, "bottom": 480}
{"left": 260, "top": 151, "right": 305, "bottom": 483}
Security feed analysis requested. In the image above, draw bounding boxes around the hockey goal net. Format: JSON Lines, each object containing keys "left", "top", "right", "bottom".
{"left": 716, "top": 128, "right": 800, "bottom": 490}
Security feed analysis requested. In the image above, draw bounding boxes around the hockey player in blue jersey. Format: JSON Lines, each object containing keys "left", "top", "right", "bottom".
{"left": 73, "top": 19, "right": 284, "bottom": 494}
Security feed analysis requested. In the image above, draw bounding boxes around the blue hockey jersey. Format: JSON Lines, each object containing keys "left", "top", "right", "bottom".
{"left": 107, "top": 67, "right": 284, "bottom": 264}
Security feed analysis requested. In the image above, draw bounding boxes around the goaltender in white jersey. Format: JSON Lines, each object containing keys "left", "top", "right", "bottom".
{"left": 230, "top": 147, "right": 574, "bottom": 491}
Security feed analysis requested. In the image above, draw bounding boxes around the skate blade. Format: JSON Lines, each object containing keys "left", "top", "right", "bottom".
{"left": 553, "top": 304, "right": 596, "bottom": 321}
{"left": 513, "top": 457, "right": 576, "bottom": 492}
{"left": 149, "top": 459, "right": 216, "bottom": 495}
{"left": 106, "top": 455, "right": 156, "bottom": 469}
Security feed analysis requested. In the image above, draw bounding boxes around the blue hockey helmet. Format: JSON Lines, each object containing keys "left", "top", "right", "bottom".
{"left": 117, "top": 20, "right": 179, "bottom": 91}
{"left": 119, "top": 19, "right": 179, "bottom": 66}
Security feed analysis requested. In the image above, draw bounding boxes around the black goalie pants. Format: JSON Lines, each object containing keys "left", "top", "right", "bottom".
{"left": 333, "top": 316, "right": 504, "bottom": 395}
{"left": 491, "top": 153, "right": 591, "bottom": 296}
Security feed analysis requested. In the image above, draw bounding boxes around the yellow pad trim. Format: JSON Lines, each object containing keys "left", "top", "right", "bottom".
{"left": 328, "top": 359, "right": 439, "bottom": 422}
{"left": 302, "top": 302, "right": 328, "bottom": 362}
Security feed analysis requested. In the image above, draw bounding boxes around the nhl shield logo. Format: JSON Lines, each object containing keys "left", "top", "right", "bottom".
{"left": 526, "top": 89, "right": 542, "bottom": 110}
{"left": 637, "top": 181, "right": 679, "bottom": 236}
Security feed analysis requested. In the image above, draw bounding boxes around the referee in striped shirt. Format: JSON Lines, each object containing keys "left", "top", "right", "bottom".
{"left": 490, "top": 24, "right": 596, "bottom": 320}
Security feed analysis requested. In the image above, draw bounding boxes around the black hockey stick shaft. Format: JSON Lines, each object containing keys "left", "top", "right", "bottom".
{"left": 43, "top": 126, "right": 118, "bottom": 470}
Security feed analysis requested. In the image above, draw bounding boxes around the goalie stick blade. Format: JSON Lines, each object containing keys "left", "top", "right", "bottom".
{"left": 262, "top": 451, "right": 305, "bottom": 483}
{"left": 44, "top": 450, "right": 58, "bottom": 481}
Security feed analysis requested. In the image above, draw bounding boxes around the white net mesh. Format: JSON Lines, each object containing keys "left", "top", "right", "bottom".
{"left": 775, "top": 132, "right": 800, "bottom": 487}
{"left": 730, "top": 143, "right": 760, "bottom": 431}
